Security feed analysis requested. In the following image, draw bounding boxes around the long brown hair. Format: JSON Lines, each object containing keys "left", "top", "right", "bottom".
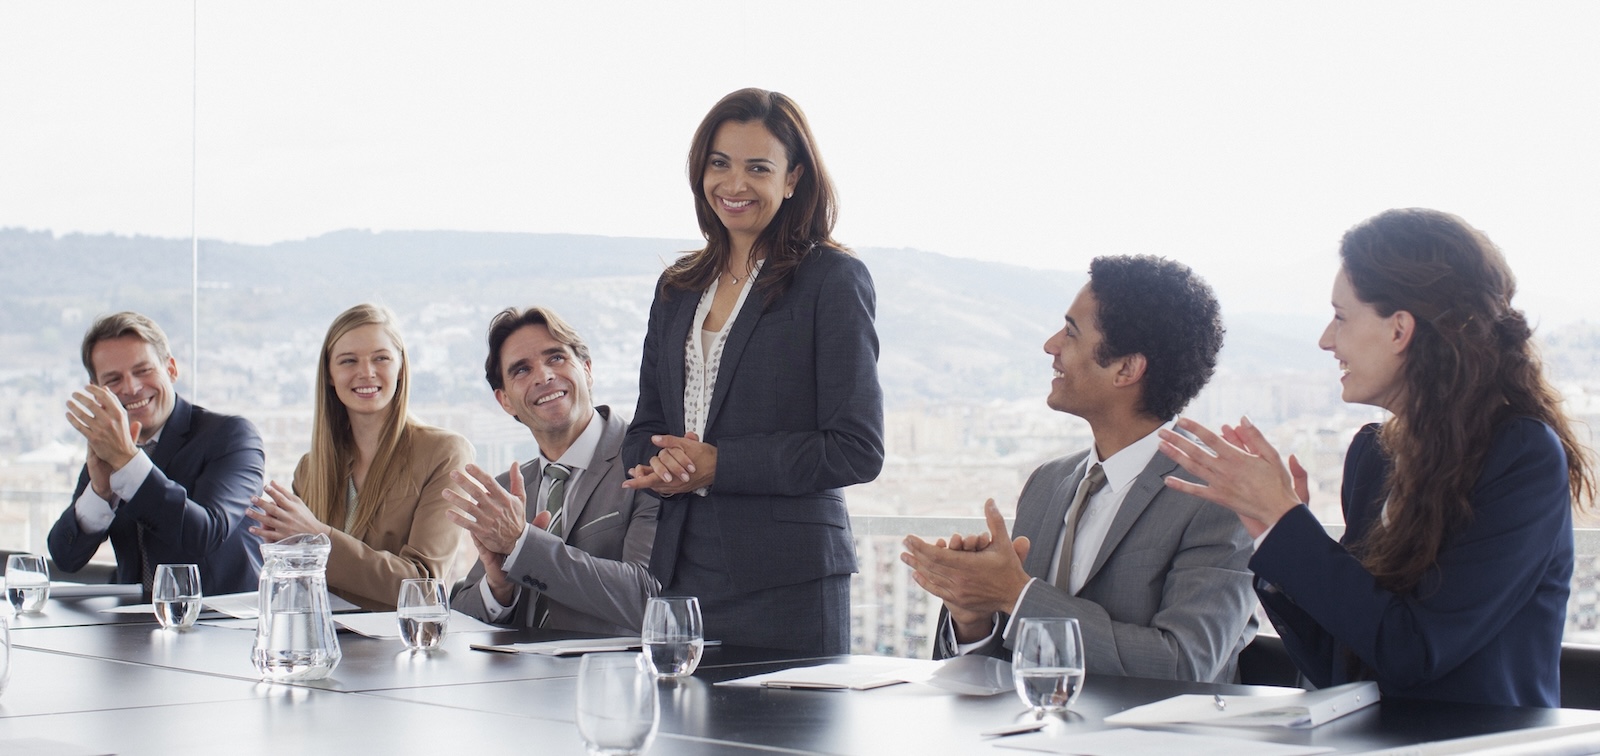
{"left": 304, "top": 303, "right": 415, "bottom": 535}
{"left": 664, "top": 87, "right": 846, "bottom": 303}
{"left": 1341, "top": 208, "right": 1594, "bottom": 595}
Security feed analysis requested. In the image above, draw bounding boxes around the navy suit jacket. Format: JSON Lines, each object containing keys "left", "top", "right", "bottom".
{"left": 1253, "top": 418, "right": 1573, "bottom": 707}
{"left": 48, "top": 396, "right": 266, "bottom": 595}
{"left": 625, "top": 247, "right": 884, "bottom": 595}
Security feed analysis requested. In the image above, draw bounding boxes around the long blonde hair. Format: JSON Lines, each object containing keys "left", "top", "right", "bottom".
{"left": 305, "top": 303, "right": 414, "bottom": 535}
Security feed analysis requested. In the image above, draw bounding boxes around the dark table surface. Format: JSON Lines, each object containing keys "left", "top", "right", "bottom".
{"left": 6, "top": 603, "right": 1600, "bottom": 755}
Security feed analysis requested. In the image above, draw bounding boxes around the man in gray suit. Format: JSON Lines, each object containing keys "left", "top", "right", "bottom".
{"left": 902, "top": 255, "right": 1256, "bottom": 683}
{"left": 448, "top": 306, "right": 658, "bottom": 635}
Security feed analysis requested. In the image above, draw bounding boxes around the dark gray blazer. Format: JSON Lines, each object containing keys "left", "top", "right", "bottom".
{"left": 625, "top": 247, "right": 884, "bottom": 595}
{"left": 935, "top": 449, "right": 1257, "bottom": 683}
{"left": 48, "top": 396, "right": 265, "bottom": 595}
{"left": 452, "top": 406, "right": 659, "bottom": 635}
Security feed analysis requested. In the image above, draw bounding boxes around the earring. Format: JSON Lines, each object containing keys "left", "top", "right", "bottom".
{"left": 785, "top": 192, "right": 793, "bottom": 199}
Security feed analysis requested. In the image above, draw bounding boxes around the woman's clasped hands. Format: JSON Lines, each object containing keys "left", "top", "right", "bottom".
{"left": 622, "top": 432, "right": 716, "bottom": 496}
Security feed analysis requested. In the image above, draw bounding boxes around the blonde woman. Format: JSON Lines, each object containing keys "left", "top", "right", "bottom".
{"left": 248, "top": 303, "right": 474, "bottom": 610}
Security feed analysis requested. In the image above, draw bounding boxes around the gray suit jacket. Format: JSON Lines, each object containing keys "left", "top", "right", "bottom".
{"left": 935, "top": 449, "right": 1257, "bottom": 683}
{"left": 452, "top": 406, "right": 659, "bottom": 635}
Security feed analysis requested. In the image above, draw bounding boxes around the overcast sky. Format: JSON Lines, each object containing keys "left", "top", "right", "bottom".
{"left": 3, "top": 1, "right": 1597, "bottom": 327}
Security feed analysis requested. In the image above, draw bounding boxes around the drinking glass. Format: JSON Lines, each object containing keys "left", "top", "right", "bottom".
{"left": 576, "top": 652, "right": 659, "bottom": 756}
{"left": 153, "top": 563, "right": 202, "bottom": 630}
{"left": 5, "top": 554, "right": 50, "bottom": 614}
{"left": 641, "top": 596, "right": 703, "bottom": 678}
{"left": 396, "top": 578, "right": 450, "bottom": 652}
{"left": 1011, "top": 617, "right": 1086, "bottom": 714}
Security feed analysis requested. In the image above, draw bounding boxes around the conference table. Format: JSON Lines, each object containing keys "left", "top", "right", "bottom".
{"left": 3, "top": 594, "right": 1598, "bottom": 755}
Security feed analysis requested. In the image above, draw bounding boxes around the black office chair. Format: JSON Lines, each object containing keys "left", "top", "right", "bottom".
{"left": 1561, "top": 643, "right": 1600, "bottom": 710}
{"left": 1237, "top": 632, "right": 1307, "bottom": 688}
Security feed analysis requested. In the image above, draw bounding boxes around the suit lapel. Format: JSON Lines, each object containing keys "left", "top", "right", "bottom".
{"left": 663, "top": 291, "right": 697, "bottom": 437}
{"left": 147, "top": 396, "right": 194, "bottom": 470}
{"left": 560, "top": 408, "right": 620, "bottom": 542}
{"left": 704, "top": 284, "right": 767, "bottom": 434}
{"left": 1022, "top": 458, "right": 1093, "bottom": 580}
{"left": 1082, "top": 451, "right": 1178, "bottom": 585}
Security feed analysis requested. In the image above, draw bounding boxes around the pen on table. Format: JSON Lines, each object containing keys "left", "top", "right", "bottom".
{"left": 980, "top": 720, "right": 1049, "bottom": 738}
{"left": 1214, "top": 693, "right": 1227, "bottom": 711}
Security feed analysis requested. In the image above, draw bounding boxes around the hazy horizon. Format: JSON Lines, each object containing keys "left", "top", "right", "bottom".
{"left": 4, "top": 2, "right": 1597, "bottom": 327}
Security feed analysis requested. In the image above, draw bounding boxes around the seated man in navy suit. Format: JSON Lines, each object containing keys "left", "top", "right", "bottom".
{"left": 49, "top": 312, "right": 265, "bottom": 594}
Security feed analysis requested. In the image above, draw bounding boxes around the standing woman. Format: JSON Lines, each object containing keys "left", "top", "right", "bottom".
{"left": 623, "top": 88, "right": 884, "bottom": 654}
{"left": 248, "top": 304, "right": 476, "bottom": 610}
{"left": 1159, "top": 208, "right": 1592, "bottom": 707}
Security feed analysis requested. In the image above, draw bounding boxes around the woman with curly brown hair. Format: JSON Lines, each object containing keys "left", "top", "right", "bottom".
{"left": 1159, "top": 208, "right": 1592, "bottom": 707}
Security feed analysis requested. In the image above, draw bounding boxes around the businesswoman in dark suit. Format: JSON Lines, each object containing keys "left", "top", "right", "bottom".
{"left": 1159, "top": 208, "right": 1592, "bottom": 707}
{"left": 247, "top": 304, "right": 475, "bottom": 610}
{"left": 623, "top": 88, "right": 884, "bottom": 654}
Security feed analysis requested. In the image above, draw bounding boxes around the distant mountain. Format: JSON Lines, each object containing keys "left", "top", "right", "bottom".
{"left": 4, "top": 227, "right": 1592, "bottom": 410}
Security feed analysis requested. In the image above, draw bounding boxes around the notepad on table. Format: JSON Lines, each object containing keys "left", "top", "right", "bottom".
{"left": 1103, "top": 681, "right": 1379, "bottom": 729}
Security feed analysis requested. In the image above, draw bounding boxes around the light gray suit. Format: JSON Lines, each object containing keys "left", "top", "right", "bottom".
{"left": 452, "top": 406, "right": 659, "bottom": 636}
{"left": 935, "top": 449, "right": 1256, "bottom": 683}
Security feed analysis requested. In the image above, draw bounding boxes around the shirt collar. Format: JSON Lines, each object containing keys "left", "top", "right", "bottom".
{"left": 1091, "top": 419, "right": 1175, "bottom": 494}
{"left": 539, "top": 409, "right": 603, "bottom": 472}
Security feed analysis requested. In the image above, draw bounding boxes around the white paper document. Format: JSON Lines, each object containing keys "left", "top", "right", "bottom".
{"left": 993, "top": 727, "right": 1335, "bottom": 755}
{"left": 100, "top": 590, "right": 361, "bottom": 618}
{"left": 1103, "top": 681, "right": 1379, "bottom": 729}
{"left": 718, "top": 655, "right": 940, "bottom": 690}
{"left": 333, "top": 610, "right": 502, "bottom": 639}
{"left": 917, "top": 654, "right": 1014, "bottom": 696}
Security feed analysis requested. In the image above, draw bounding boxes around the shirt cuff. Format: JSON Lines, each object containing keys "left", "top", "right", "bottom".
{"left": 1253, "top": 522, "right": 1276, "bottom": 550}
{"left": 504, "top": 523, "right": 532, "bottom": 565}
{"left": 947, "top": 611, "right": 1003, "bottom": 656}
{"left": 73, "top": 487, "right": 117, "bottom": 534}
{"left": 478, "top": 578, "right": 521, "bottom": 622}
{"left": 109, "top": 450, "right": 155, "bottom": 504}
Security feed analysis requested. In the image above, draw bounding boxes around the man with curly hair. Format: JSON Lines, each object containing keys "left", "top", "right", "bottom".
{"left": 902, "top": 255, "right": 1257, "bottom": 682}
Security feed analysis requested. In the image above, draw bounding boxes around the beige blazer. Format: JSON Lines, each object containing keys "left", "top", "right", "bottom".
{"left": 293, "top": 423, "right": 475, "bottom": 610}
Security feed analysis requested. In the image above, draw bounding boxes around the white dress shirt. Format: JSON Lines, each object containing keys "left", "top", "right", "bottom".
{"left": 72, "top": 426, "right": 164, "bottom": 534}
{"left": 950, "top": 420, "right": 1175, "bottom": 655}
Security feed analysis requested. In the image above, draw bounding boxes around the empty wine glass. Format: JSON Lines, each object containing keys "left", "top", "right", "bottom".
{"left": 576, "top": 652, "right": 659, "bottom": 756}
{"left": 396, "top": 578, "right": 450, "bottom": 651}
{"left": 1012, "top": 617, "right": 1086, "bottom": 714}
{"left": 5, "top": 554, "right": 50, "bottom": 614}
{"left": 641, "top": 596, "right": 704, "bottom": 679}
{"left": 153, "top": 563, "right": 202, "bottom": 630}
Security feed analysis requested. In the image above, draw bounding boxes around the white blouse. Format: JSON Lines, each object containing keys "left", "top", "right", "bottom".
{"left": 683, "top": 259, "right": 765, "bottom": 441}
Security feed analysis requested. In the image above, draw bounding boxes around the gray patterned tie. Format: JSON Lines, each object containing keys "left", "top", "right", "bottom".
{"left": 1052, "top": 464, "right": 1106, "bottom": 590}
{"left": 543, "top": 463, "right": 571, "bottom": 539}
{"left": 533, "top": 463, "right": 572, "bottom": 629}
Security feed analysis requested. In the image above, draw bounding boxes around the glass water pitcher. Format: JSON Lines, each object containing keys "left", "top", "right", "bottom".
{"left": 251, "top": 533, "right": 342, "bottom": 680}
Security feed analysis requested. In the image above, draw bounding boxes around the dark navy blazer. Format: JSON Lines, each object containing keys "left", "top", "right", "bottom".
{"left": 625, "top": 247, "right": 885, "bottom": 596}
{"left": 1254, "top": 418, "right": 1573, "bottom": 707}
{"left": 49, "top": 396, "right": 266, "bottom": 595}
